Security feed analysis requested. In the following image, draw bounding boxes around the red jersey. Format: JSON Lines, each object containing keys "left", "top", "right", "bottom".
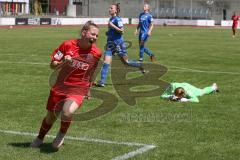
{"left": 50, "top": 39, "right": 102, "bottom": 96}
{"left": 232, "top": 15, "right": 239, "bottom": 26}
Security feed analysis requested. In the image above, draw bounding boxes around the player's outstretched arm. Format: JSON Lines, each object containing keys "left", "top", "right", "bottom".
{"left": 180, "top": 97, "right": 199, "bottom": 103}
{"left": 109, "top": 22, "right": 124, "bottom": 34}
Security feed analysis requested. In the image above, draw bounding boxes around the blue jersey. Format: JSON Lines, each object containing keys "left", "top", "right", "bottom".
{"left": 138, "top": 12, "right": 153, "bottom": 34}
{"left": 107, "top": 16, "right": 124, "bottom": 41}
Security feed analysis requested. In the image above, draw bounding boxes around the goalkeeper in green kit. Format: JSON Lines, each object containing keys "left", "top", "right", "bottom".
{"left": 161, "top": 82, "right": 219, "bottom": 103}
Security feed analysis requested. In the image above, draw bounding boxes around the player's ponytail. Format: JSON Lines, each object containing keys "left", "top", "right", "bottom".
{"left": 116, "top": 3, "right": 120, "bottom": 15}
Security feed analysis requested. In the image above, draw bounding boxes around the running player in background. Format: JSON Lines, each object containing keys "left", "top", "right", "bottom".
{"left": 95, "top": 3, "right": 144, "bottom": 87}
{"left": 161, "top": 82, "right": 219, "bottom": 103}
{"left": 30, "top": 21, "right": 102, "bottom": 150}
{"left": 231, "top": 12, "right": 239, "bottom": 38}
{"left": 135, "top": 3, "right": 156, "bottom": 62}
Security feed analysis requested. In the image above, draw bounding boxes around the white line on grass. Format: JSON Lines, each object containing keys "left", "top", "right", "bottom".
{"left": 1, "top": 60, "right": 240, "bottom": 75}
{"left": 0, "top": 61, "right": 48, "bottom": 65}
{"left": 1, "top": 54, "right": 48, "bottom": 57}
{"left": 168, "top": 69, "right": 240, "bottom": 75}
{"left": 112, "top": 145, "right": 156, "bottom": 160}
{"left": 0, "top": 129, "right": 156, "bottom": 160}
{"left": 144, "top": 61, "right": 240, "bottom": 75}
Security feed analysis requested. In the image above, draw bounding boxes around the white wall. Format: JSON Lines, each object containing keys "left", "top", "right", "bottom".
{"left": 0, "top": 17, "right": 216, "bottom": 26}
{"left": 67, "top": 4, "right": 76, "bottom": 17}
{"left": 55, "top": 18, "right": 129, "bottom": 25}
{"left": 221, "top": 20, "right": 240, "bottom": 28}
{"left": 132, "top": 18, "right": 215, "bottom": 26}
{"left": 0, "top": 18, "right": 15, "bottom": 25}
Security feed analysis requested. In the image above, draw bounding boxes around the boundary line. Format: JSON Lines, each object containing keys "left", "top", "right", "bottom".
{"left": 0, "top": 129, "right": 156, "bottom": 160}
{"left": 167, "top": 69, "right": 240, "bottom": 75}
{"left": 1, "top": 54, "right": 48, "bottom": 57}
{"left": 1, "top": 60, "right": 240, "bottom": 75}
{"left": 0, "top": 61, "right": 48, "bottom": 65}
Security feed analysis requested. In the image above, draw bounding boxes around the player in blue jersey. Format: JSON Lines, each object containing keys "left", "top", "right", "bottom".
{"left": 95, "top": 3, "right": 145, "bottom": 87}
{"left": 135, "top": 3, "right": 156, "bottom": 62}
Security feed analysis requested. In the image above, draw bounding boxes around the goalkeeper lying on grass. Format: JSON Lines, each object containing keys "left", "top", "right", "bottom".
{"left": 161, "top": 82, "right": 219, "bottom": 103}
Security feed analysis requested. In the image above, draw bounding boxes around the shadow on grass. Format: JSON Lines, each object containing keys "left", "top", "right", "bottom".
{"left": 8, "top": 142, "right": 59, "bottom": 153}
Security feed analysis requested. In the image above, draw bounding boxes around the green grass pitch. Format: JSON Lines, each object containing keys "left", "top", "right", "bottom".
{"left": 0, "top": 25, "right": 240, "bottom": 160}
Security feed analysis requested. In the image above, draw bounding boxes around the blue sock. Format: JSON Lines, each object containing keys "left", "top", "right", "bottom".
{"left": 100, "top": 63, "right": 110, "bottom": 84}
{"left": 144, "top": 47, "right": 153, "bottom": 57}
{"left": 139, "top": 45, "right": 144, "bottom": 60}
{"left": 127, "top": 60, "right": 141, "bottom": 67}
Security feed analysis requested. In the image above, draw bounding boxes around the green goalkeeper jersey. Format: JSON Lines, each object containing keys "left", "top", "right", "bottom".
{"left": 160, "top": 82, "right": 215, "bottom": 103}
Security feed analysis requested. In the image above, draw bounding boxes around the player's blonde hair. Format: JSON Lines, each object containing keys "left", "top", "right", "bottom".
{"left": 144, "top": 3, "right": 151, "bottom": 11}
{"left": 81, "top": 20, "right": 99, "bottom": 33}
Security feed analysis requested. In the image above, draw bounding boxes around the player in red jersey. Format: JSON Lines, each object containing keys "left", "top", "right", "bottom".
{"left": 232, "top": 12, "right": 239, "bottom": 38}
{"left": 30, "top": 21, "right": 102, "bottom": 150}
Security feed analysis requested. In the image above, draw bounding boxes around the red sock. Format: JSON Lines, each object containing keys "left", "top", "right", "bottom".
{"left": 37, "top": 118, "right": 52, "bottom": 140}
{"left": 60, "top": 120, "right": 72, "bottom": 134}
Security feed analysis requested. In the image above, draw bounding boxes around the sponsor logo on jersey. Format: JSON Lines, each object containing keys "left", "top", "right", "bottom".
{"left": 70, "top": 60, "right": 89, "bottom": 70}
{"left": 118, "top": 21, "right": 123, "bottom": 27}
{"left": 54, "top": 50, "right": 64, "bottom": 60}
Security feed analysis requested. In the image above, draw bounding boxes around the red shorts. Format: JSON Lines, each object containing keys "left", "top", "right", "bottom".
{"left": 232, "top": 24, "right": 238, "bottom": 29}
{"left": 46, "top": 90, "right": 84, "bottom": 111}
